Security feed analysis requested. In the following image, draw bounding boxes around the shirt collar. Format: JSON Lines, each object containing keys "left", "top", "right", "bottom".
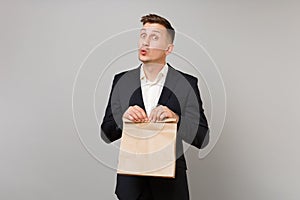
{"left": 140, "top": 63, "right": 169, "bottom": 83}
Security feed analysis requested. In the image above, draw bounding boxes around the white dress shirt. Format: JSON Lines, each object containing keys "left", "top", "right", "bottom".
{"left": 140, "top": 64, "right": 169, "bottom": 116}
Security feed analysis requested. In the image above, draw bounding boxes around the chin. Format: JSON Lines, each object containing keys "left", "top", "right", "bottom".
{"left": 138, "top": 56, "right": 150, "bottom": 62}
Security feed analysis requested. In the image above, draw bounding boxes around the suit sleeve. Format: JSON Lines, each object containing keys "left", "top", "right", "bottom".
{"left": 177, "top": 77, "right": 209, "bottom": 149}
{"left": 100, "top": 75, "right": 123, "bottom": 143}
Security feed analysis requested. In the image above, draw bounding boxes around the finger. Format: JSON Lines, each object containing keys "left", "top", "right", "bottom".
{"left": 156, "top": 109, "right": 165, "bottom": 121}
{"left": 165, "top": 109, "right": 173, "bottom": 118}
{"left": 174, "top": 113, "right": 179, "bottom": 123}
{"left": 160, "top": 106, "right": 175, "bottom": 120}
{"left": 123, "top": 112, "right": 134, "bottom": 121}
{"left": 133, "top": 105, "right": 147, "bottom": 119}
{"left": 159, "top": 112, "right": 165, "bottom": 121}
{"left": 131, "top": 108, "right": 146, "bottom": 121}
{"left": 149, "top": 107, "right": 158, "bottom": 122}
{"left": 127, "top": 107, "right": 141, "bottom": 121}
{"left": 128, "top": 111, "right": 140, "bottom": 121}
{"left": 160, "top": 109, "right": 173, "bottom": 121}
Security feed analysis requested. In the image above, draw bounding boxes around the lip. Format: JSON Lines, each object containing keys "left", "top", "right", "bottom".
{"left": 140, "top": 49, "right": 148, "bottom": 56}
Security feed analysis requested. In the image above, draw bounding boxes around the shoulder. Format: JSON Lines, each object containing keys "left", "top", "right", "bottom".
{"left": 113, "top": 71, "right": 127, "bottom": 82}
{"left": 178, "top": 70, "right": 198, "bottom": 82}
{"left": 168, "top": 64, "right": 198, "bottom": 86}
{"left": 113, "top": 65, "right": 141, "bottom": 83}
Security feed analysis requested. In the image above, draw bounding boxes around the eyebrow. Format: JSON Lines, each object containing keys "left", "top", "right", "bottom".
{"left": 140, "top": 28, "right": 162, "bottom": 34}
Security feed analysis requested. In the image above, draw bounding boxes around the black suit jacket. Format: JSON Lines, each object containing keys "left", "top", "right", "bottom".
{"left": 101, "top": 63, "right": 209, "bottom": 199}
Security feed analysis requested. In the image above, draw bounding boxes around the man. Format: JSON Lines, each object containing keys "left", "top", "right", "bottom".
{"left": 101, "top": 14, "right": 209, "bottom": 200}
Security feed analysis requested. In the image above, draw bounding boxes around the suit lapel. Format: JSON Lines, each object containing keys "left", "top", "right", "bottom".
{"left": 129, "top": 87, "right": 145, "bottom": 111}
{"left": 157, "top": 87, "right": 172, "bottom": 106}
{"left": 158, "top": 64, "right": 180, "bottom": 106}
{"left": 128, "top": 65, "right": 146, "bottom": 110}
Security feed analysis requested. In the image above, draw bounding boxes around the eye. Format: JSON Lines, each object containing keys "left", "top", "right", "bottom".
{"left": 140, "top": 33, "right": 147, "bottom": 39}
{"left": 152, "top": 35, "right": 159, "bottom": 41}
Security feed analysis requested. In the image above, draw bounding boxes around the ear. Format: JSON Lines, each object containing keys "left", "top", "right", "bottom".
{"left": 165, "top": 44, "right": 174, "bottom": 56}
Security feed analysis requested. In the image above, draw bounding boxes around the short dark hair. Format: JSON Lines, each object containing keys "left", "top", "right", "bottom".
{"left": 140, "top": 14, "right": 175, "bottom": 43}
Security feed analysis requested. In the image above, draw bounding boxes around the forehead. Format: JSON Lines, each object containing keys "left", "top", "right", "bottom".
{"left": 140, "top": 23, "right": 167, "bottom": 33}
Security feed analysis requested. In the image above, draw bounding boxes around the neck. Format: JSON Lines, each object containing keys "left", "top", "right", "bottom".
{"left": 143, "top": 62, "right": 166, "bottom": 81}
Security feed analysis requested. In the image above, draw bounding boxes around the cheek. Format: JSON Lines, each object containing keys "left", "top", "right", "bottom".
{"left": 138, "top": 39, "right": 143, "bottom": 48}
{"left": 150, "top": 41, "right": 165, "bottom": 50}
{"left": 149, "top": 49, "right": 165, "bottom": 57}
{"left": 152, "top": 39, "right": 170, "bottom": 50}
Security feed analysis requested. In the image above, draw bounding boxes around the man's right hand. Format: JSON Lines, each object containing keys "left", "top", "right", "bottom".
{"left": 123, "top": 105, "right": 148, "bottom": 122}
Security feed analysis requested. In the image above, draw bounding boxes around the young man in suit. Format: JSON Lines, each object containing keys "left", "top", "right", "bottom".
{"left": 101, "top": 14, "right": 209, "bottom": 200}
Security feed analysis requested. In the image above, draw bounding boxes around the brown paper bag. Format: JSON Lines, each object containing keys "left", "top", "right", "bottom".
{"left": 117, "top": 118, "right": 177, "bottom": 178}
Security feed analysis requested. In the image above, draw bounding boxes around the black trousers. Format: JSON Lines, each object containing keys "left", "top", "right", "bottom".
{"left": 116, "top": 168, "right": 189, "bottom": 200}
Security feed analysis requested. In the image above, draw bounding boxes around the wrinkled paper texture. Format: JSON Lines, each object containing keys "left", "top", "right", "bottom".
{"left": 117, "top": 118, "right": 177, "bottom": 178}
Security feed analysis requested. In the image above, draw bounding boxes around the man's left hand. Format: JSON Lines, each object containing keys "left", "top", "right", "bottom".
{"left": 149, "top": 105, "right": 179, "bottom": 123}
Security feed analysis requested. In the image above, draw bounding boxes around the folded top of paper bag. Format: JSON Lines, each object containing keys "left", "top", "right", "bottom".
{"left": 123, "top": 118, "right": 177, "bottom": 123}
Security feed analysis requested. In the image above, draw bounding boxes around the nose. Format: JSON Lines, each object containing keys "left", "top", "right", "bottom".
{"left": 142, "top": 36, "right": 150, "bottom": 46}
{"left": 143, "top": 41, "right": 149, "bottom": 46}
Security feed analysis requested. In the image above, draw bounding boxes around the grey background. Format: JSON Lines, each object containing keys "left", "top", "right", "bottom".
{"left": 1, "top": 1, "right": 300, "bottom": 200}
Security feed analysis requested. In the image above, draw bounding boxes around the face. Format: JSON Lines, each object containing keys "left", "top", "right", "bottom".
{"left": 138, "top": 23, "right": 173, "bottom": 64}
